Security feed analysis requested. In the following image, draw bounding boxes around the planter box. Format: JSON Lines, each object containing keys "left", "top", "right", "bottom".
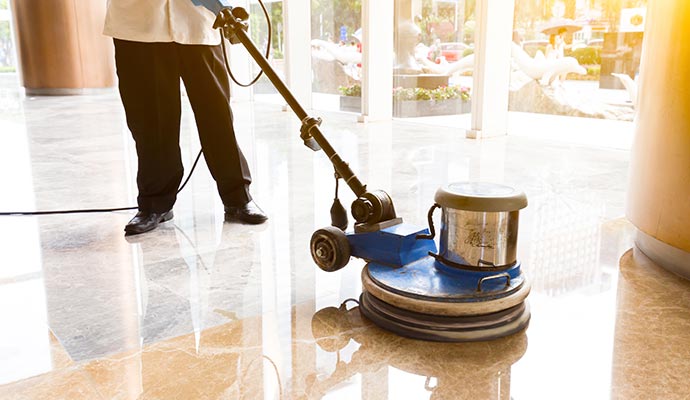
{"left": 339, "top": 96, "right": 471, "bottom": 117}
{"left": 394, "top": 98, "right": 470, "bottom": 118}
{"left": 339, "top": 96, "right": 361, "bottom": 113}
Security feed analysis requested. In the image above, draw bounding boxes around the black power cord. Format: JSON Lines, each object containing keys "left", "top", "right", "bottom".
{"left": 1, "top": 1, "right": 272, "bottom": 217}
{"left": 0, "top": 150, "right": 204, "bottom": 216}
{"left": 221, "top": 0, "right": 272, "bottom": 88}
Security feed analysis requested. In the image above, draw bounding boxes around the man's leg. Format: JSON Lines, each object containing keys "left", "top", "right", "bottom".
{"left": 177, "top": 43, "right": 253, "bottom": 208}
{"left": 114, "top": 39, "right": 184, "bottom": 214}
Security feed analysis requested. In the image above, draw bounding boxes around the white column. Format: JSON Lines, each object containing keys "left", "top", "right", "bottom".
{"left": 359, "top": 0, "right": 394, "bottom": 122}
{"left": 467, "top": 0, "right": 515, "bottom": 139}
{"left": 283, "top": 0, "right": 312, "bottom": 109}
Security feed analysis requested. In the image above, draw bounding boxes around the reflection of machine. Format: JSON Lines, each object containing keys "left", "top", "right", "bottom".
{"left": 198, "top": 0, "right": 530, "bottom": 341}
{"left": 308, "top": 302, "right": 528, "bottom": 399}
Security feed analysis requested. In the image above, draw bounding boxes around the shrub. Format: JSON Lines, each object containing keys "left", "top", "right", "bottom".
{"left": 338, "top": 84, "right": 361, "bottom": 97}
{"left": 393, "top": 86, "right": 470, "bottom": 102}
{"left": 567, "top": 47, "right": 601, "bottom": 65}
{"left": 566, "top": 65, "right": 601, "bottom": 81}
{"left": 586, "top": 65, "right": 601, "bottom": 76}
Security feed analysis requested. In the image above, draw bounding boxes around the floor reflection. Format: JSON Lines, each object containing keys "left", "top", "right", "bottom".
{"left": 6, "top": 85, "right": 690, "bottom": 399}
{"left": 612, "top": 248, "right": 690, "bottom": 399}
{"left": 527, "top": 193, "right": 606, "bottom": 296}
{"left": 308, "top": 300, "right": 527, "bottom": 400}
{"left": 19, "top": 299, "right": 528, "bottom": 400}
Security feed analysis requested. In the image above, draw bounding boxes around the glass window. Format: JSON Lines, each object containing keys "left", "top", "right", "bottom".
{"left": 310, "top": 0, "right": 362, "bottom": 113}
{"left": 510, "top": 0, "right": 647, "bottom": 125}
{"left": 249, "top": 0, "right": 285, "bottom": 104}
{"left": 391, "top": 0, "right": 474, "bottom": 130}
{"left": 0, "top": 0, "right": 16, "bottom": 73}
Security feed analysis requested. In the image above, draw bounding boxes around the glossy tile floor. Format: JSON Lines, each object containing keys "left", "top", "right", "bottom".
{"left": 1, "top": 76, "right": 689, "bottom": 399}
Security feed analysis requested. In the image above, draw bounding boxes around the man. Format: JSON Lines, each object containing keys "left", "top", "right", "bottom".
{"left": 104, "top": 0, "right": 267, "bottom": 235}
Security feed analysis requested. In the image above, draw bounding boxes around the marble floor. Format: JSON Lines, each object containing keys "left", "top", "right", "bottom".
{"left": 1, "top": 77, "right": 689, "bottom": 399}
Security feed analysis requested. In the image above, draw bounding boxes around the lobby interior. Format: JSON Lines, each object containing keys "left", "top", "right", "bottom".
{"left": 1, "top": 1, "right": 689, "bottom": 399}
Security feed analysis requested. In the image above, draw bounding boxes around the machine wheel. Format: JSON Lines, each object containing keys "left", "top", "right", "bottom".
{"left": 310, "top": 226, "right": 351, "bottom": 272}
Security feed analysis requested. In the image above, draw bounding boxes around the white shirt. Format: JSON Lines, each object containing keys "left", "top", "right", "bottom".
{"left": 103, "top": 0, "right": 220, "bottom": 45}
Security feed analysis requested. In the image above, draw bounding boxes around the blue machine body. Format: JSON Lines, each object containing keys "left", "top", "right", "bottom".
{"left": 346, "top": 223, "right": 436, "bottom": 267}
{"left": 346, "top": 223, "right": 525, "bottom": 301}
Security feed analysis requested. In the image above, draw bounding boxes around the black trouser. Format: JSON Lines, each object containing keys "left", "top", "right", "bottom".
{"left": 114, "top": 39, "right": 252, "bottom": 213}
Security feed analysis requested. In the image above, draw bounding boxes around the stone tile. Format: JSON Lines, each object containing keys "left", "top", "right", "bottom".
{"left": 0, "top": 368, "right": 103, "bottom": 400}
{"left": 2, "top": 86, "right": 688, "bottom": 400}
{"left": 81, "top": 318, "right": 265, "bottom": 400}
{"left": 77, "top": 301, "right": 529, "bottom": 400}
{"left": 611, "top": 248, "right": 690, "bottom": 400}
{"left": 44, "top": 271, "right": 200, "bottom": 361}
{"left": 0, "top": 280, "right": 72, "bottom": 385}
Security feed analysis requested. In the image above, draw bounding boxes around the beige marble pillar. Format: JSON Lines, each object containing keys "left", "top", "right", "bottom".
{"left": 626, "top": 0, "right": 690, "bottom": 278}
{"left": 11, "top": 0, "right": 115, "bottom": 94}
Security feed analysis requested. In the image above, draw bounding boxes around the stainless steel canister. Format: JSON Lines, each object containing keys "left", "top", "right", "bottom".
{"left": 434, "top": 182, "right": 527, "bottom": 269}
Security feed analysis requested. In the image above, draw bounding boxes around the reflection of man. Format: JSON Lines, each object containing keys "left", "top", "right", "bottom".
{"left": 130, "top": 221, "right": 258, "bottom": 335}
{"left": 104, "top": 1, "right": 267, "bottom": 236}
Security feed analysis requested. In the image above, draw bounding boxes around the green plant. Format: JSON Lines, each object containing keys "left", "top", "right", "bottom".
{"left": 393, "top": 87, "right": 429, "bottom": 101}
{"left": 586, "top": 65, "right": 601, "bottom": 76}
{"left": 393, "top": 85, "right": 470, "bottom": 102}
{"left": 567, "top": 65, "right": 601, "bottom": 81}
{"left": 338, "top": 84, "right": 361, "bottom": 97}
{"left": 567, "top": 47, "right": 601, "bottom": 65}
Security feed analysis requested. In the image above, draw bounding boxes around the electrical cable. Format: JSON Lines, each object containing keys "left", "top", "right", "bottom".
{"left": 0, "top": 150, "right": 204, "bottom": 216}
{"left": 220, "top": 0, "right": 271, "bottom": 87}
{"left": 0, "top": 1, "right": 272, "bottom": 217}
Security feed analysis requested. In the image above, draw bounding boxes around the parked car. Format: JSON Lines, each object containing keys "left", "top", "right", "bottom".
{"left": 428, "top": 42, "right": 472, "bottom": 63}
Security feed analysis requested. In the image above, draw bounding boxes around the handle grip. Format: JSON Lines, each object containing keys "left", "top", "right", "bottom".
{"left": 416, "top": 203, "right": 440, "bottom": 240}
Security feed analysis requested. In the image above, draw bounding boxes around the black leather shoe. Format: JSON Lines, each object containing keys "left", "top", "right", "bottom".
{"left": 224, "top": 200, "right": 267, "bottom": 224}
{"left": 124, "top": 210, "right": 174, "bottom": 235}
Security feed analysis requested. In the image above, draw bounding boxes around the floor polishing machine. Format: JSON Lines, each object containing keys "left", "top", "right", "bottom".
{"left": 203, "top": 0, "right": 531, "bottom": 341}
